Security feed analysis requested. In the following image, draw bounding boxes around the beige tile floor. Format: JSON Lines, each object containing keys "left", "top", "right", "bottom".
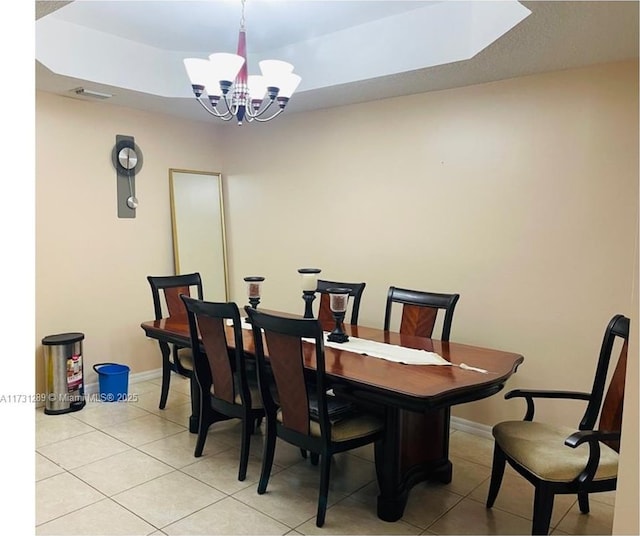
{"left": 36, "top": 375, "right": 615, "bottom": 535}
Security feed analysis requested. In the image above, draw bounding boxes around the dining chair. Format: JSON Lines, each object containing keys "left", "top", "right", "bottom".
{"left": 383, "top": 286, "right": 460, "bottom": 340}
{"left": 147, "top": 273, "right": 203, "bottom": 409}
{"left": 486, "top": 314, "right": 630, "bottom": 535}
{"left": 296, "top": 278, "right": 367, "bottom": 462}
{"left": 181, "top": 296, "right": 264, "bottom": 480}
{"left": 245, "top": 306, "right": 384, "bottom": 527}
{"left": 316, "top": 279, "right": 366, "bottom": 328}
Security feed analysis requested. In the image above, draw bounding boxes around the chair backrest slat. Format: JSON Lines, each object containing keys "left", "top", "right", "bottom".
{"left": 199, "top": 314, "right": 235, "bottom": 404}
{"left": 599, "top": 339, "right": 628, "bottom": 451}
{"left": 263, "top": 331, "right": 309, "bottom": 434}
{"left": 399, "top": 304, "right": 439, "bottom": 338}
{"left": 147, "top": 273, "right": 203, "bottom": 320}
{"left": 165, "top": 286, "right": 190, "bottom": 319}
{"left": 579, "top": 314, "right": 630, "bottom": 447}
{"left": 181, "top": 296, "right": 251, "bottom": 408}
{"left": 246, "top": 308, "right": 328, "bottom": 438}
{"left": 384, "top": 286, "right": 460, "bottom": 341}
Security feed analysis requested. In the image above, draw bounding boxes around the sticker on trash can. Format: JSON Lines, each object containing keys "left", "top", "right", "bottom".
{"left": 67, "top": 354, "right": 83, "bottom": 391}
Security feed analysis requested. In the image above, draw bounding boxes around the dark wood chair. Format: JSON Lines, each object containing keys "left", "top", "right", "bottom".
{"left": 245, "top": 307, "right": 384, "bottom": 527}
{"left": 316, "top": 279, "right": 366, "bottom": 328}
{"left": 296, "top": 279, "right": 367, "bottom": 462}
{"left": 486, "top": 314, "right": 630, "bottom": 535}
{"left": 181, "top": 296, "right": 264, "bottom": 480}
{"left": 147, "top": 273, "right": 203, "bottom": 410}
{"left": 383, "top": 286, "right": 460, "bottom": 340}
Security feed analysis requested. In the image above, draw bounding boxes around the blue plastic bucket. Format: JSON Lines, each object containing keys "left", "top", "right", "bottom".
{"left": 93, "top": 363, "right": 130, "bottom": 402}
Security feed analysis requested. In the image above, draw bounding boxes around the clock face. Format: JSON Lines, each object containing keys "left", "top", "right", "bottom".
{"left": 118, "top": 147, "right": 138, "bottom": 171}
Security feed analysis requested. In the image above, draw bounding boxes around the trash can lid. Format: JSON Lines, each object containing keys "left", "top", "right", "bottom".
{"left": 42, "top": 332, "right": 85, "bottom": 345}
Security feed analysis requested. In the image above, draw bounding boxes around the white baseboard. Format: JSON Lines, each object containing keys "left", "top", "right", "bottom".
{"left": 450, "top": 415, "right": 493, "bottom": 440}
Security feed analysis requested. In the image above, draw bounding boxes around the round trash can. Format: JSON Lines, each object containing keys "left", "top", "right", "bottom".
{"left": 93, "top": 363, "right": 130, "bottom": 402}
{"left": 42, "top": 332, "right": 86, "bottom": 415}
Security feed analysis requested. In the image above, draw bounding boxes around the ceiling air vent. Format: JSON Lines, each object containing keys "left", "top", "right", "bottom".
{"left": 72, "top": 87, "right": 113, "bottom": 100}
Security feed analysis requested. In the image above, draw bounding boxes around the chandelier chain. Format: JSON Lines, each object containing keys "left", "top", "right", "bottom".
{"left": 240, "top": 0, "right": 246, "bottom": 31}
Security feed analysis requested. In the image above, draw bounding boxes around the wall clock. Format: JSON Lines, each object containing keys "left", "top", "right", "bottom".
{"left": 112, "top": 135, "right": 143, "bottom": 217}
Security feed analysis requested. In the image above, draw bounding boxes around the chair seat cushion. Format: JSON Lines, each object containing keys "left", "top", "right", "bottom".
{"left": 314, "top": 412, "right": 383, "bottom": 442}
{"left": 277, "top": 409, "right": 383, "bottom": 442}
{"left": 210, "top": 381, "right": 263, "bottom": 409}
{"left": 493, "top": 420, "right": 618, "bottom": 483}
{"left": 174, "top": 347, "right": 193, "bottom": 371}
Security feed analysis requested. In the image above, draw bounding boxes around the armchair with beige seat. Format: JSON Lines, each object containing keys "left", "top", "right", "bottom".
{"left": 486, "top": 314, "right": 630, "bottom": 535}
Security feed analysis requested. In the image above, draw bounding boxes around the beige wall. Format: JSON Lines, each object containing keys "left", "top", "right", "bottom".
{"left": 35, "top": 91, "right": 225, "bottom": 391}
{"left": 35, "top": 59, "right": 638, "bottom": 532}
{"left": 221, "top": 60, "right": 638, "bottom": 426}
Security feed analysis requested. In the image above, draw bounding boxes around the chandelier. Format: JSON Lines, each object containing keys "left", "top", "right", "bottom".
{"left": 183, "top": 0, "right": 301, "bottom": 125}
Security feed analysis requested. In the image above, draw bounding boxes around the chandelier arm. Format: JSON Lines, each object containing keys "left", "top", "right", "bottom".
{"left": 220, "top": 92, "right": 240, "bottom": 117}
{"left": 249, "top": 107, "right": 285, "bottom": 123}
{"left": 196, "top": 97, "right": 234, "bottom": 120}
{"left": 245, "top": 97, "right": 277, "bottom": 119}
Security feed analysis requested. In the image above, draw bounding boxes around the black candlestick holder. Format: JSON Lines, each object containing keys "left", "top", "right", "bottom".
{"left": 298, "top": 268, "right": 321, "bottom": 319}
{"left": 326, "top": 288, "right": 350, "bottom": 343}
{"left": 327, "top": 310, "right": 349, "bottom": 343}
{"left": 302, "top": 290, "right": 316, "bottom": 319}
{"left": 244, "top": 276, "right": 265, "bottom": 309}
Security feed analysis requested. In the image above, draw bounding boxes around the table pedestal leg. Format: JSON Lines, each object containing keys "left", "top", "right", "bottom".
{"left": 375, "top": 406, "right": 452, "bottom": 521}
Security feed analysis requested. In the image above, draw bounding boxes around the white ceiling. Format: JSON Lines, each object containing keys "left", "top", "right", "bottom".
{"left": 35, "top": 1, "right": 639, "bottom": 124}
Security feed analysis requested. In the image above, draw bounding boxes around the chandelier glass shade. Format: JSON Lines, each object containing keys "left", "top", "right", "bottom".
{"left": 183, "top": 1, "right": 301, "bottom": 125}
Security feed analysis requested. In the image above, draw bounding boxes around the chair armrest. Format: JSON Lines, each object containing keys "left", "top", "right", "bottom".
{"left": 565, "top": 429, "right": 621, "bottom": 448}
{"left": 564, "top": 430, "right": 621, "bottom": 485}
{"left": 505, "top": 389, "right": 591, "bottom": 421}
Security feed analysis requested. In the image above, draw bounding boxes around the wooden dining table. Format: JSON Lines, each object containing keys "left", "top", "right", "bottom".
{"left": 140, "top": 315, "right": 523, "bottom": 522}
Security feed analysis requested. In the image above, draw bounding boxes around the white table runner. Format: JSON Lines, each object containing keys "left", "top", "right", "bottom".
{"left": 322, "top": 335, "right": 450, "bottom": 365}
{"left": 229, "top": 318, "right": 451, "bottom": 366}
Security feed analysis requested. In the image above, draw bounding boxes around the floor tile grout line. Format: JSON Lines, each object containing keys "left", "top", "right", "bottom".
{"left": 174, "top": 460, "right": 247, "bottom": 498}
{"left": 35, "top": 450, "right": 68, "bottom": 477}
{"left": 101, "top": 495, "right": 168, "bottom": 533}
{"left": 35, "top": 399, "right": 160, "bottom": 449}
{"left": 227, "top": 494, "right": 303, "bottom": 532}
{"left": 35, "top": 427, "right": 97, "bottom": 450}
{"left": 417, "top": 487, "right": 467, "bottom": 533}
{"left": 115, "top": 483, "right": 230, "bottom": 533}
{"left": 35, "top": 470, "right": 111, "bottom": 527}
{"left": 465, "top": 493, "right": 539, "bottom": 524}
{"left": 94, "top": 418, "right": 189, "bottom": 450}
{"left": 178, "top": 459, "right": 257, "bottom": 496}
